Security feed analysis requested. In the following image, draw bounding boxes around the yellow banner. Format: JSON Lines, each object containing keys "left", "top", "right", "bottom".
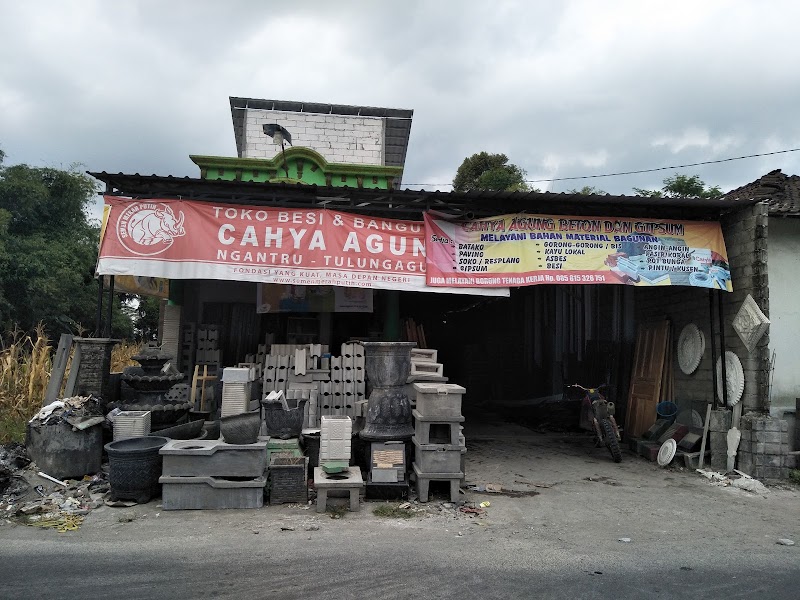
{"left": 425, "top": 212, "right": 732, "bottom": 290}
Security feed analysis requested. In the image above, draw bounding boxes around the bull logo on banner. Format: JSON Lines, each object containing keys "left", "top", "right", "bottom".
{"left": 117, "top": 202, "right": 186, "bottom": 256}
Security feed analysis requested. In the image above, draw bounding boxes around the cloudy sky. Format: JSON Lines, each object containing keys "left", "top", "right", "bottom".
{"left": 2, "top": 0, "right": 800, "bottom": 210}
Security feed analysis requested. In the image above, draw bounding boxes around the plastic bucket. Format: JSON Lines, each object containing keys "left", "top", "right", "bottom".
{"left": 656, "top": 401, "right": 679, "bottom": 422}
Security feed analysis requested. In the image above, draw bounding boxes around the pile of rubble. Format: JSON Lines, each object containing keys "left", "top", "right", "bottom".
{"left": 29, "top": 395, "right": 104, "bottom": 429}
{"left": 1, "top": 440, "right": 110, "bottom": 531}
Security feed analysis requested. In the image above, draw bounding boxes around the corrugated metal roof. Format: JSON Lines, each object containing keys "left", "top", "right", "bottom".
{"left": 89, "top": 171, "right": 758, "bottom": 221}
{"left": 229, "top": 97, "right": 414, "bottom": 168}
{"left": 721, "top": 169, "right": 800, "bottom": 215}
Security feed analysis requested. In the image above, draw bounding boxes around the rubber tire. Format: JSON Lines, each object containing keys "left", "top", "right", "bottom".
{"left": 601, "top": 419, "right": 622, "bottom": 463}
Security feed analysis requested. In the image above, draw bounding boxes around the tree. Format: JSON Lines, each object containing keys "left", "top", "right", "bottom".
{"left": 452, "top": 152, "right": 534, "bottom": 192}
{"left": 633, "top": 173, "right": 723, "bottom": 199}
{"left": 0, "top": 157, "right": 133, "bottom": 338}
{"left": 567, "top": 185, "right": 607, "bottom": 195}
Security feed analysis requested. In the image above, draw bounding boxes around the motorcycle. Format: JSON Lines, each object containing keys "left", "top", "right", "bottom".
{"left": 569, "top": 383, "right": 622, "bottom": 463}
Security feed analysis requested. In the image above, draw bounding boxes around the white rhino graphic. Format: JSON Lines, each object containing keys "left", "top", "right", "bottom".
{"left": 128, "top": 205, "right": 186, "bottom": 245}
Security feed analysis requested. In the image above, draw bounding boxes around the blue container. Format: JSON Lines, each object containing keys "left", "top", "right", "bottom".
{"left": 656, "top": 401, "right": 679, "bottom": 422}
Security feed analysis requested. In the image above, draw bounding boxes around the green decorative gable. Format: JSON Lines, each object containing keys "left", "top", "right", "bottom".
{"left": 190, "top": 147, "right": 402, "bottom": 190}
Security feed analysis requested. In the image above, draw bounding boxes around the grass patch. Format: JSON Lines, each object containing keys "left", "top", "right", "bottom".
{"left": 372, "top": 503, "right": 415, "bottom": 519}
{"left": 326, "top": 504, "right": 348, "bottom": 519}
{"left": 789, "top": 470, "right": 800, "bottom": 485}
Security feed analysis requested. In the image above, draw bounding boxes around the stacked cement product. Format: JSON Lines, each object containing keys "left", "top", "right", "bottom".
{"left": 411, "top": 383, "right": 466, "bottom": 503}
{"left": 159, "top": 438, "right": 268, "bottom": 510}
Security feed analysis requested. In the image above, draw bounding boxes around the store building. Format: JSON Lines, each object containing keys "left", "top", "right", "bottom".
{"left": 92, "top": 97, "right": 790, "bottom": 477}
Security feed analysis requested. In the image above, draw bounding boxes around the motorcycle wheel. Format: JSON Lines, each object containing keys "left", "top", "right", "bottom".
{"left": 601, "top": 419, "right": 622, "bottom": 463}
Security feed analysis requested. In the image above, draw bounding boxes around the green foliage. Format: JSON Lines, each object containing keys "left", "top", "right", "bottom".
{"left": 452, "top": 152, "right": 533, "bottom": 193}
{"left": 135, "top": 295, "right": 161, "bottom": 341}
{"left": 567, "top": 185, "right": 607, "bottom": 195}
{"left": 0, "top": 157, "right": 134, "bottom": 339}
{"left": 633, "top": 173, "right": 723, "bottom": 199}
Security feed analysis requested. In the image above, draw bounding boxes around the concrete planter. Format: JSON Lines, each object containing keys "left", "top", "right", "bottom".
{"left": 360, "top": 342, "right": 416, "bottom": 441}
{"left": 160, "top": 475, "right": 265, "bottom": 510}
{"left": 220, "top": 410, "right": 261, "bottom": 445}
{"left": 105, "top": 436, "right": 169, "bottom": 503}
{"left": 160, "top": 439, "right": 267, "bottom": 477}
{"left": 26, "top": 421, "right": 103, "bottom": 480}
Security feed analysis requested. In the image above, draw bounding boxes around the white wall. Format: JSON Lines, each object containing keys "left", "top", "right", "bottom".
{"left": 768, "top": 217, "right": 800, "bottom": 411}
{"left": 243, "top": 109, "right": 384, "bottom": 165}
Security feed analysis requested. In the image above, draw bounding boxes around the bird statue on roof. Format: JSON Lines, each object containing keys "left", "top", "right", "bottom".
{"left": 263, "top": 124, "right": 292, "bottom": 178}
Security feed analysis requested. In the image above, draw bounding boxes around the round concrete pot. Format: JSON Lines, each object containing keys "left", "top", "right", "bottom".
{"left": 220, "top": 410, "right": 261, "bottom": 445}
{"left": 105, "top": 436, "right": 169, "bottom": 503}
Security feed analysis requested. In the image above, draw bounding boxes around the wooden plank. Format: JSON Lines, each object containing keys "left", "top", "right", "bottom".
{"left": 625, "top": 320, "right": 670, "bottom": 438}
{"left": 698, "top": 403, "right": 713, "bottom": 470}
{"left": 63, "top": 343, "right": 81, "bottom": 398}
{"left": 190, "top": 365, "right": 199, "bottom": 410}
{"left": 44, "top": 334, "right": 73, "bottom": 405}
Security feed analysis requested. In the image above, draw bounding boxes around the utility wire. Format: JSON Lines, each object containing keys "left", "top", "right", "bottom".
{"left": 402, "top": 147, "right": 800, "bottom": 188}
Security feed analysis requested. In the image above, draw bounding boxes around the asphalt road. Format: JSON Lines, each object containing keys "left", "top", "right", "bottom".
{"left": 0, "top": 506, "right": 797, "bottom": 600}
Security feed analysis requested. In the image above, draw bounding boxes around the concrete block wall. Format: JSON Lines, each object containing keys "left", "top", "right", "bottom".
{"left": 737, "top": 415, "right": 792, "bottom": 479}
{"left": 242, "top": 109, "right": 384, "bottom": 165}
{"left": 719, "top": 203, "right": 771, "bottom": 413}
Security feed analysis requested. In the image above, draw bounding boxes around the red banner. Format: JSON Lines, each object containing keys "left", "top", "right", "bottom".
{"left": 97, "top": 198, "right": 508, "bottom": 296}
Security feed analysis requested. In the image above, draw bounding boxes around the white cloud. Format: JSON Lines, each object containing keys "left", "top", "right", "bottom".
{"left": 2, "top": 0, "right": 800, "bottom": 197}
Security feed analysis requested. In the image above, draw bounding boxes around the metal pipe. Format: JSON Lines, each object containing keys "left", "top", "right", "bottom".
{"left": 95, "top": 276, "right": 104, "bottom": 337}
{"left": 709, "top": 289, "right": 718, "bottom": 410}
{"left": 105, "top": 276, "right": 115, "bottom": 338}
{"left": 718, "top": 289, "right": 729, "bottom": 408}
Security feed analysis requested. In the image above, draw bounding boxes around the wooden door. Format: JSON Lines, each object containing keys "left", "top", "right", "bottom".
{"left": 625, "top": 320, "right": 670, "bottom": 438}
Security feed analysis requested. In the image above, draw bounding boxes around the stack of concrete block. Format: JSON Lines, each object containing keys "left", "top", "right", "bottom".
{"left": 263, "top": 354, "right": 292, "bottom": 395}
{"left": 181, "top": 322, "right": 196, "bottom": 376}
{"left": 159, "top": 438, "right": 267, "bottom": 510}
{"left": 161, "top": 304, "right": 182, "bottom": 368}
{"left": 405, "top": 348, "right": 448, "bottom": 409}
{"left": 341, "top": 343, "right": 365, "bottom": 418}
{"left": 412, "top": 383, "right": 466, "bottom": 503}
{"left": 195, "top": 325, "right": 220, "bottom": 372}
{"left": 220, "top": 367, "right": 255, "bottom": 417}
{"left": 737, "top": 414, "right": 792, "bottom": 479}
